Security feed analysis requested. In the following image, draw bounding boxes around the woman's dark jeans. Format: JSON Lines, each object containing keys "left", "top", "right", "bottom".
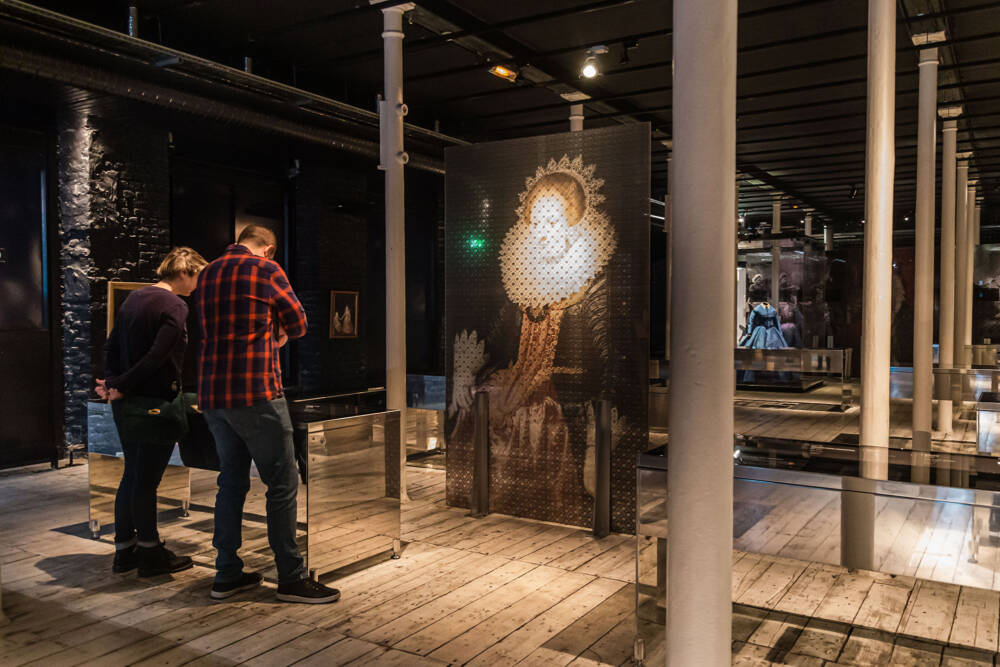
{"left": 114, "top": 438, "right": 175, "bottom": 545}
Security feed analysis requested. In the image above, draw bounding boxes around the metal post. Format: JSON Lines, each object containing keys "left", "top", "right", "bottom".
{"left": 965, "top": 183, "right": 976, "bottom": 351}
{"left": 955, "top": 161, "right": 969, "bottom": 368}
{"left": 668, "top": 0, "right": 736, "bottom": 662}
{"left": 771, "top": 193, "right": 782, "bottom": 234}
{"left": 376, "top": 0, "right": 414, "bottom": 502}
{"left": 824, "top": 225, "right": 834, "bottom": 251}
{"left": 974, "top": 205, "right": 982, "bottom": 247}
{"left": 127, "top": 5, "right": 138, "bottom": 38}
{"left": 243, "top": 56, "right": 253, "bottom": 74}
{"left": 665, "top": 142, "right": 673, "bottom": 363}
{"left": 804, "top": 213, "right": 813, "bottom": 238}
{"left": 470, "top": 390, "right": 490, "bottom": 517}
{"left": 771, "top": 195, "right": 782, "bottom": 306}
{"left": 912, "top": 47, "right": 938, "bottom": 482}
{"left": 569, "top": 104, "right": 584, "bottom": 132}
{"left": 848, "top": 0, "right": 896, "bottom": 571}
{"left": 938, "top": 119, "right": 958, "bottom": 433}
{"left": 592, "top": 399, "right": 611, "bottom": 538}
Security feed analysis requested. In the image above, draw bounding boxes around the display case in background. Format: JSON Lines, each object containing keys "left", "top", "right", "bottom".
{"left": 737, "top": 236, "right": 830, "bottom": 350}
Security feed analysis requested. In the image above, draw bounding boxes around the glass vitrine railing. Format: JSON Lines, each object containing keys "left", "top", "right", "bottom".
{"left": 636, "top": 437, "right": 1000, "bottom": 655}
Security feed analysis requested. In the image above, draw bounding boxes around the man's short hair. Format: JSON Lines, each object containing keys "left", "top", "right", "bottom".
{"left": 237, "top": 224, "right": 277, "bottom": 249}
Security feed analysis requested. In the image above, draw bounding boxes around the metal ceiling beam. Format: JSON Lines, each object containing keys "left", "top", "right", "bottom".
{"left": 302, "top": 0, "right": 644, "bottom": 69}
{"left": 402, "top": 0, "right": 1000, "bottom": 86}
{"left": 461, "top": 64, "right": 1000, "bottom": 123}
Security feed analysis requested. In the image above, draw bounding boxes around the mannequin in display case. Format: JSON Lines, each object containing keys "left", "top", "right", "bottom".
{"left": 739, "top": 302, "right": 788, "bottom": 349}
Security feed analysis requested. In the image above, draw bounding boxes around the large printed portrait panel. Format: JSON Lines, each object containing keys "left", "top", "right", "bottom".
{"left": 445, "top": 124, "right": 650, "bottom": 532}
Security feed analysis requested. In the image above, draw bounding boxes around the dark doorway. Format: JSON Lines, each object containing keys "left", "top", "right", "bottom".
{"left": 170, "top": 158, "right": 289, "bottom": 391}
{"left": 0, "top": 127, "right": 57, "bottom": 467}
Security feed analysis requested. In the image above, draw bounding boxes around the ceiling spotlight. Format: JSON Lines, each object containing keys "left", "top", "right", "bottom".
{"left": 488, "top": 64, "right": 518, "bottom": 82}
{"left": 581, "top": 45, "right": 609, "bottom": 79}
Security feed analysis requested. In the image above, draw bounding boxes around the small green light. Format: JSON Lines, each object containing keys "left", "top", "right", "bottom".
{"left": 468, "top": 237, "right": 486, "bottom": 250}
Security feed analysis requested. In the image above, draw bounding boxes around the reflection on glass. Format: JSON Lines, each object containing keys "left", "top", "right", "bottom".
{"left": 304, "top": 410, "right": 401, "bottom": 577}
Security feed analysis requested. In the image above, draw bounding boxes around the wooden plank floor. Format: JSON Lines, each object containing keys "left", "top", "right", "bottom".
{"left": 0, "top": 437, "right": 995, "bottom": 665}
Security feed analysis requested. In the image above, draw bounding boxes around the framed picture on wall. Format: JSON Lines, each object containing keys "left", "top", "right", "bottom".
{"left": 330, "top": 290, "right": 359, "bottom": 339}
{"left": 107, "top": 281, "right": 154, "bottom": 333}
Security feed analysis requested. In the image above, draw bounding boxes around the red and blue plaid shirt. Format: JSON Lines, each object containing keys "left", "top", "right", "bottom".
{"left": 196, "top": 244, "right": 307, "bottom": 409}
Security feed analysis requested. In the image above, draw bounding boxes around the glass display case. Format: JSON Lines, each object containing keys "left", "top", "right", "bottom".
{"left": 636, "top": 436, "right": 1000, "bottom": 660}
{"left": 978, "top": 392, "right": 1000, "bottom": 455}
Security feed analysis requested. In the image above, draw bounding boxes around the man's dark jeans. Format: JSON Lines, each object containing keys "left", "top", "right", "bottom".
{"left": 204, "top": 397, "right": 306, "bottom": 584}
{"left": 114, "top": 438, "right": 175, "bottom": 546}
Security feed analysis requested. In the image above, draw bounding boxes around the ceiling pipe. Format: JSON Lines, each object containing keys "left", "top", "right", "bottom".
{"left": 0, "top": 0, "right": 465, "bottom": 151}
{"left": 0, "top": 43, "right": 445, "bottom": 173}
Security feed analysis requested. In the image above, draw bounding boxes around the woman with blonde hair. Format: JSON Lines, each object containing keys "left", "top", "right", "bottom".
{"left": 96, "top": 246, "right": 209, "bottom": 576}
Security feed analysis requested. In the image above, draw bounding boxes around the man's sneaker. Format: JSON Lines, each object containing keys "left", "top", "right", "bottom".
{"left": 276, "top": 578, "right": 341, "bottom": 604}
{"left": 211, "top": 572, "right": 264, "bottom": 600}
{"left": 136, "top": 541, "right": 193, "bottom": 577}
{"left": 112, "top": 545, "right": 137, "bottom": 574}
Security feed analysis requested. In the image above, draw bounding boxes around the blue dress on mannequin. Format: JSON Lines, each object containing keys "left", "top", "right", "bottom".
{"left": 739, "top": 303, "right": 787, "bottom": 349}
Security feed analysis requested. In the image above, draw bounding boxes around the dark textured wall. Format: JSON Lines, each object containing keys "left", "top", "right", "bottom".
{"left": 57, "top": 108, "right": 170, "bottom": 446}
{"left": 53, "top": 98, "right": 440, "bottom": 449}
{"left": 293, "top": 159, "right": 378, "bottom": 394}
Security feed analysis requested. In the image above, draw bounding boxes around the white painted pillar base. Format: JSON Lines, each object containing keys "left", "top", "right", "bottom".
{"left": 668, "top": 0, "right": 736, "bottom": 663}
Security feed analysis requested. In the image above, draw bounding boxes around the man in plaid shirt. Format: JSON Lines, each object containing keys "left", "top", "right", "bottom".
{"left": 197, "top": 225, "right": 339, "bottom": 604}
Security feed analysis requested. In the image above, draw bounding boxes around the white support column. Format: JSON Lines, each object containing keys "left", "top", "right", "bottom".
{"left": 824, "top": 224, "right": 834, "bottom": 251}
{"left": 847, "top": 0, "right": 895, "bottom": 572}
{"left": 965, "top": 182, "right": 977, "bottom": 348}
{"left": 569, "top": 104, "right": 584, "bottom": 132}
{"left": 668, "top": 0, "right": 736, "bottom": 663}
{"left": 376, "top": 0, "right": 415, "bottom": 500}
{"left": 804, "top": 213, "right": 814, "bottom": 237}
{"left": 954, "top": 160, "right": 969, "bottom": 367}
{"left": 859, "top": 0, "right": 895, "bottom": 476}
{"left": 911, "top": 47, "right": 938, "bottom": 472}
{"left": 937, "top": 118, "right": 958, "bottom": 433}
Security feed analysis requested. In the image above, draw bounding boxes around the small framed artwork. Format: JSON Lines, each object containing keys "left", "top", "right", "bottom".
{"left": 330, "top": 290, "right": 359, "bottom": 339}
{"left": 107, "top": 281, "right": 154, "bottom": 333}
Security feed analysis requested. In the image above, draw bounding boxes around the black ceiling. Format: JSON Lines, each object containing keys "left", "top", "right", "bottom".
{"left": 17, "top": 0, "right": 1000, "bottom": 231}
